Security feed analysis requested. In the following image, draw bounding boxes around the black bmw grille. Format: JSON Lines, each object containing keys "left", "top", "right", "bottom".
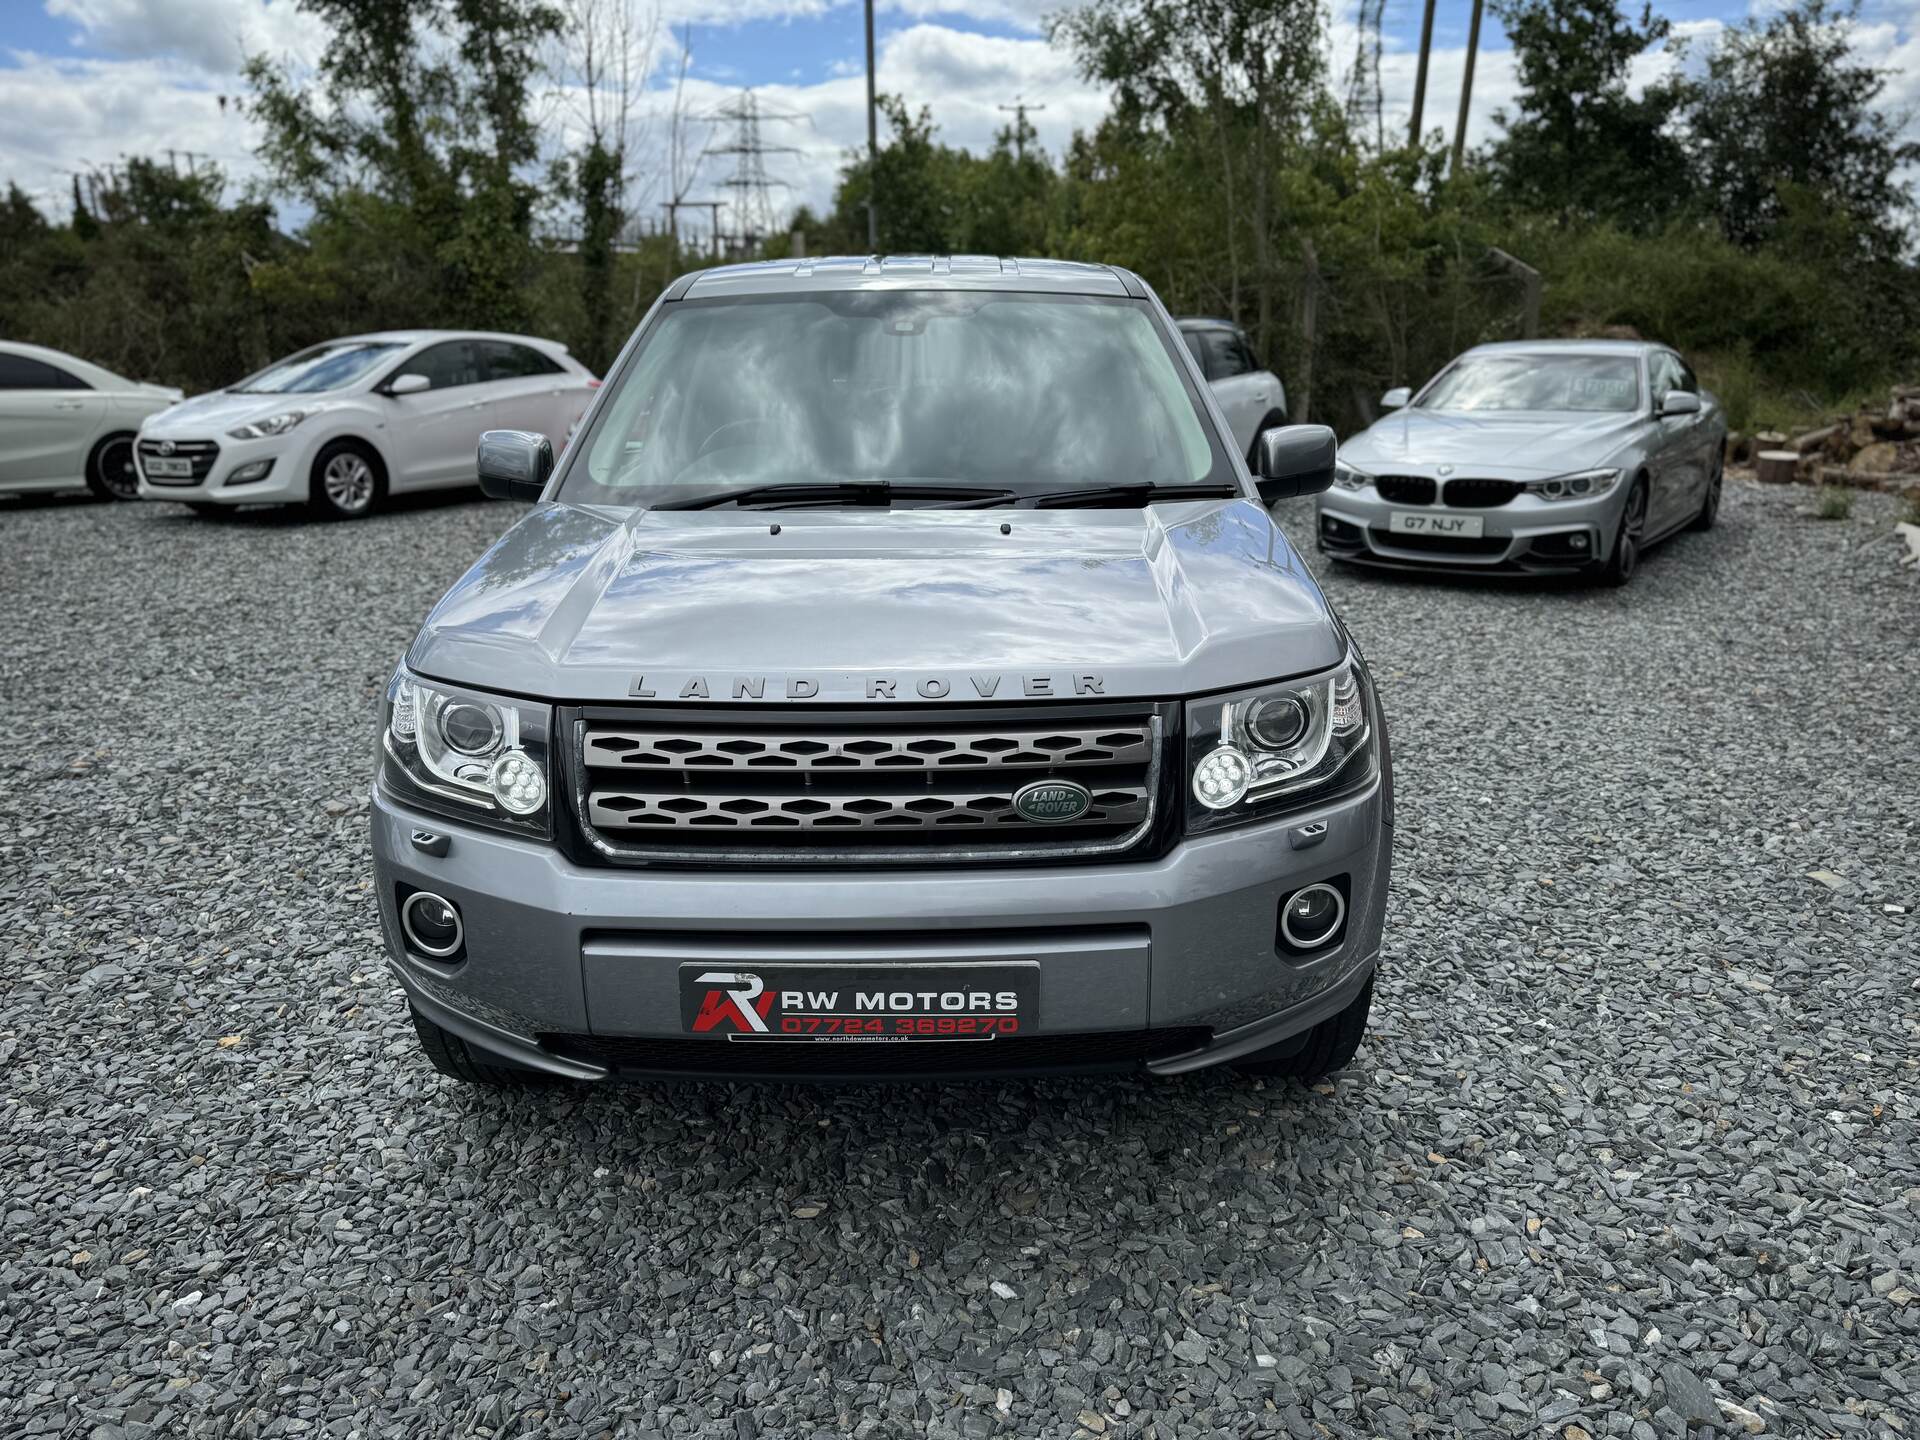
{"left": 540, "top": 1027, "right": 1212, "bottom": 1077}
{"left": 1373, "top": 474, "right": 1436, "bottom": 505}
{"left": 1442, "top": 478, "right": 1523, "bottom": 508}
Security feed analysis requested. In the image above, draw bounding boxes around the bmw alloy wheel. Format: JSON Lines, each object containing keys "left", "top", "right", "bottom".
{"left": 1606, "top": 482, "right": 1647, "bottom": 585}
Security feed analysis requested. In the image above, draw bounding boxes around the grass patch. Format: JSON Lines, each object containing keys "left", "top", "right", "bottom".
{"left": 1813, "top": 487, "right": 1855, "bottom": 520}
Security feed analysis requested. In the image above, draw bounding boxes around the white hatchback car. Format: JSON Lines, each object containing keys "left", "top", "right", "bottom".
{"left": 0, "top": 341, "right": 183, "bottom": 500}
{"left": 134, "top": 331, "right": 598, "bottom": 519}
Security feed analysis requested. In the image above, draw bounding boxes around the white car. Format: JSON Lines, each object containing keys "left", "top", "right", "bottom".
{"left": 1175, "top": 318, "right": 1288, "bottom": 465}
{"left": 134, "top": 330, "right": 598, "bottom": 519}
{"left": 0, "top": 341, "right": 183, "bottom": 500}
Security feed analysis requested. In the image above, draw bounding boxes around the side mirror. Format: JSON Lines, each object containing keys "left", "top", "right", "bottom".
{"left": 1380, "top": 387, "right": 1411, "bottom": 410}
{"left": 1254, "top": 423, "right": 1337, "bottom": 503}
{"left": 388, "top": 373, "right": 431, "bottom": 397}
{"left": 1659, "top": 390, "right": 1702, "bottom": 417}
{"left": 477, "top": 429, "right": 554, "bottom": 502}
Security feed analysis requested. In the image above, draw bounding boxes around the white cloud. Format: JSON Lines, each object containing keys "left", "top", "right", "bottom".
{"left": 44, "top": 0, "right": 326, "bottom": 71}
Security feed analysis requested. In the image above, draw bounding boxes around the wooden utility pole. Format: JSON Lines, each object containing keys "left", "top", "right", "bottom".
{"left": 997, "top": 97, "right": 1046, "bottom": 160}
{"left": 1451, "top": 0, "right": 1485, "bottom": 172}
{"left": 864, "top": 0, "right": 879, "bottom": 250}
{"left": 1408, "top": 0, "right": 1437, "bottom": 146}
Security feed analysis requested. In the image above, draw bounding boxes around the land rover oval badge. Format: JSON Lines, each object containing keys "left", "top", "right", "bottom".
{"left": 1012, "top": 779, "right": 1093, "bottom": 824}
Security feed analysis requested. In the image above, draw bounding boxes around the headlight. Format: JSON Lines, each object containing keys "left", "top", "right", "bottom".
{"left": 1527, "top": 468, "right": 1620, "bottom": 501}
{"left": 1332, "top": 460, "right": 1370, "bottom": 491}
{"left": 1186, "top": 655, "right": 1376, "bottom": 834}
{"left": 228, "top": 409, "right": 311, "bottom": 440}
{"left": 379, "top": 666, "right": 552, "bottom": 837}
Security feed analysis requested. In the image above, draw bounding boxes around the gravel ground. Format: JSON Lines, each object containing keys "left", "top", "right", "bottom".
{"left": 2, "top": 478, "right": 1916, "bottom": 1440}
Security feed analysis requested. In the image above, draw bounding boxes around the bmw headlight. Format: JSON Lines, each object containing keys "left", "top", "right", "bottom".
{"left": 1186, "top": 655, "right": 1376, "bottom": 834}
{"left": 1332, "top": 460, "right": 1370, "bottom": 491}
{"left": 228, "top": 409, "right": 311, "bottom": 440}
{"left": 380, "top": 666, "right": 552, "bottom": 837}
{"left": 1527, "top": 467, "right": 1620, "bottom": 501}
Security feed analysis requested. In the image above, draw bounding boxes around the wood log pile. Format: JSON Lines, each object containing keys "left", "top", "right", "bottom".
{"left": 1729, "top": 386, "right": 1920, "bottom": 496}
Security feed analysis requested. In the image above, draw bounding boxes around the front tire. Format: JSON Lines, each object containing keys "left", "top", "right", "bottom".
{"left": 409, "top": 1004, "right": 558, "bottom": 1087}
{"left": 1597, "top": 478, "right": 1648, "bottom": 587}
{"left": 1690, "top": 455, "right": 1723, "bottom": 531}
{"left": 1233, "top": 974, "right": 1374, "bottom": 1080}
{"left": 85, "top": 433, "right": 141, "bottom": 501}
{"left": 309, "top": 440, "right": 383, "bottom": 520}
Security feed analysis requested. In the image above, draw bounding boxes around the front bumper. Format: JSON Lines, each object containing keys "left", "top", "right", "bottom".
{"left": 135, "top": 432, "right": 310, "bottom": 504}
{"left": 369, "top": 764, "right": 1392, "bottom": 1081}
{"left": 1316, "top": 484, "right": 1623, "bottom": 573}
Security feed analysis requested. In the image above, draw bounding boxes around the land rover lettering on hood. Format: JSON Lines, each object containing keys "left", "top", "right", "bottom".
{"left": 372, "top": 255, "right": 1392, "bottom": 1086}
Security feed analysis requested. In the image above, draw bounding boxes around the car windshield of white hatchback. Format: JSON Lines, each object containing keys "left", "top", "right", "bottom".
{"left": 1418, "top": 355, "right": 1641, "bottom": 413}
{"left": 231, "top": 341, "right": 404, "bottom": 394}
{"left": 564, "top": 291, "right": 1224, "bottom": 503}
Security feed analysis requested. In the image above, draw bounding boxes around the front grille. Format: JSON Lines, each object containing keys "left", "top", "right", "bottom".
{"left": 540, "top": 1027, "right": 1211, "bottom": 1077}
{"left": 1369, "top": 527, "right": 1509, "bottom": 557}
{"left": 570, "top": 705, "right": 1168, "bottom": 866}
{"left": 1442, "top": 478, "right": 1522, "bottom": 507}
{"left": 136, "top": 439, "right": 220, "bottom": 486}
{"left": 1373, "top": 474, "right": 1436, "bottom": 505}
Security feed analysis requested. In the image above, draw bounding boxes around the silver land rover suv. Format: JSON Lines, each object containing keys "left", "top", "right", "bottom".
{"left": 371, "top": 256, "right": 1393, "bottom": 1085}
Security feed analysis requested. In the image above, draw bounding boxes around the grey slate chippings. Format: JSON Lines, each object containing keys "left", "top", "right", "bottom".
{"left": 0, "top": 479, "right": 1916, "bottom": 1439}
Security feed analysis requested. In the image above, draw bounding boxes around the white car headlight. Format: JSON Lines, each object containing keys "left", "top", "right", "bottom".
{"left": 381, "top": 667, "right": 552, "bottom": 836}
{"left": 1186, "top": 655, "right": 1376, "bottom": 833}
{"left": 1527, "top": 467, "right": 1621, "bottom": 501}
{"left": 1332, "top": 460, "right": 1371, "bottom": 491}
{"left": 228, "top": 409, "right": 312, "bottom": 440}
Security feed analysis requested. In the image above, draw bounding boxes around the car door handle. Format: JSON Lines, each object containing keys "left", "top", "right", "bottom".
{"left": 53, "top": 399, "right": 87, "bottom": 410}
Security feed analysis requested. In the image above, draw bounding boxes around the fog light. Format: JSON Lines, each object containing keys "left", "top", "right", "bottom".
{"left": 1569, "top": 533, "right": 1589, "bottom": 550}
{"left": 225, "top": 458, "right": 276, "bottom": 486}
{"left": 488, "top": 749, "right": 546, "bottom": 815}
{"left": 1280, "top": 883, "right": 1345, "bottom": 950}
{"left": 401, "top": 891, "right": 463, "bottom": 958}
{"left": 1193, "top": 746, "right": 1252, "bottom": 810}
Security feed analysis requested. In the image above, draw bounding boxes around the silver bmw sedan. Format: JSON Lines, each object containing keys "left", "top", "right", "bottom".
{"left": 1314, "top": 340, "right": 1727, "bottom": 584}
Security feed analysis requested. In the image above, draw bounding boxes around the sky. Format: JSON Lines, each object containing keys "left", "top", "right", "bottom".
{"left": 1, "top": 0, "right": 1917, "bottom": 242}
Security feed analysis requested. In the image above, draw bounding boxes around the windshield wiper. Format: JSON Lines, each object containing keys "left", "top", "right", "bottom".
{"left": 955, "top": 482, "right": 1242, "bottom": 510}
{"left": 649, "top": 480, "right": 1019, "bottom": 511}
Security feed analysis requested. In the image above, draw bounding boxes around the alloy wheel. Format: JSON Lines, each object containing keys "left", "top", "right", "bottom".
{"left": 97, "top": 437, "right": 139, "bottom": 500}
{"left": 323, "top": 452, "right": 376, "bottom": 514}
{"left": 1615, "top": 484, "right": 1647, "bottom": 580}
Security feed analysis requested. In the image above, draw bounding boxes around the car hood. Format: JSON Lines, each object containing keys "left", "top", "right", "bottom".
{"left": 140, "top": 389, "right": 340, "bottom": 434}
{"left": 1341, "top": 407, "right": 1641, "bottom": 477}
{"left": 406, "top": 500, "right": 1343, "bottom": 704}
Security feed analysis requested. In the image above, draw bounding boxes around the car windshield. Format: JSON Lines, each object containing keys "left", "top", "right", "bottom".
{"left": 231, "top": 341, "right": 405, "bottom": 394}
{"left": 1418, "top": 355, "right": 1641, "bottom": 413}
{"left": 561, "top": 291, "right": 1227, "bottom": 505}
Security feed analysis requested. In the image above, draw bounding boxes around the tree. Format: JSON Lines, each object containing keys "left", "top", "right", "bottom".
{"left": 1049, "top": 0, "right": 1327, "bottom": 357}
{"left": 245, "top": 0, "right": 561, "bottom": 329}
{"left": 1684, "top": 0, "right": 1918, "bottom": 256}
{"left": 1485, "top": 0, "right": 1691, "bottom": 229}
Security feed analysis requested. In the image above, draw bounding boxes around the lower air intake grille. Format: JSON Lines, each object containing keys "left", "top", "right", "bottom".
{"left": 570, "top": 705, "right": 1168, "bottom": 866}
{"left": 540, "top": 1027, "right": 1212, "bottom": 1077}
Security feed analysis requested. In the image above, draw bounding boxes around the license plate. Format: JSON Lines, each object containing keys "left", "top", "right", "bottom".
{"left": 679, "top": 963, "right": 1037, "bottom": 1043}
{"left": 144, "top": 456, "right": 192, "bottom": 478}
{"left": 1389, "top": 510, "right": 1483, "bottom": 538}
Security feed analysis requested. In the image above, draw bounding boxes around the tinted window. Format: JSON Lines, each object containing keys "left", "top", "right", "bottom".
{"left": 567, "top": 291, "right": 1225, "bottom": 505}
{"left": 1225, "top": 333, "right": 1260, "bottom": 376}
{"left": 0, "top": 354, "right": 89, "bottom": 390}
{"left": 407, "top": 341, "right": 484, "bottom": 391}
{"left": 483, "top": 341, "right": 563, "bottom": 381}
{"left": 1649, "top": 353, "right": 1683, "bottom": 404}
{"left": 1419, "top": 355, "right": 1641, "bottom": 413}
